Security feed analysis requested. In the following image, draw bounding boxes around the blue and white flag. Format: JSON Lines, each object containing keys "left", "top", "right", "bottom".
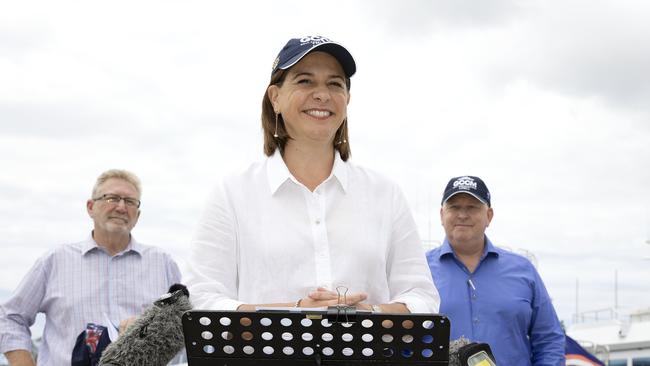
{"left": 566, "top": 335, "right": 605, "bottom": 366}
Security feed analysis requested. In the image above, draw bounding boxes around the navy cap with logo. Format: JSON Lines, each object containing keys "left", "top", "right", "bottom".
{"left": 271, "top": 36, "right": 356, "bottom": 78}
{"left": 441, "top": 176, "right": 491, "bottom": 207}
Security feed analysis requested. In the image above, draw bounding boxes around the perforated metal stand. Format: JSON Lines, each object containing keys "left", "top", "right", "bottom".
{"left": 182, "top": 310, "right": 450, "bottom": 366}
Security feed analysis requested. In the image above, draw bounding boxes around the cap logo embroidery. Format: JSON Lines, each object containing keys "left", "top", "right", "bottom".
{"left": 453, "top": 176, "right": 477, "bottom": 190}
{"left": 300, "top": 36, "right": 331, "bottom": 46}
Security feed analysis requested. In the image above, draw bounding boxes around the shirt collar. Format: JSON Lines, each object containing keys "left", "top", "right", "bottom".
{"left": 330, "top": 152, "right": 349, "bottom": 193}
{"left": 266, "top": 151, "right": 349, "bottom": 195}
{"left": 438, "top": 239, "right": 455, "bottom": 258}
{"left": 266, "top": 151, "right": 293, "bottom": 195}
{"left": 483, "top": 236, "right": 499, "bottom": 257}
{"left": 439, "top": 236, "right": 499, "bottom": 260}
{"left": 82, "top": 232, "right": 143, "bottom": 256}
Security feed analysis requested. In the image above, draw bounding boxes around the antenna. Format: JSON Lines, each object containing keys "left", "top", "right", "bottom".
{"left": 645, "top": 205, "right": 650, "bottom": 257}
{"left": 614, "top": 269, "right": 618, "bottom": 312}
{"left": 575, "top": 278, "right": 579, "bottom": 323}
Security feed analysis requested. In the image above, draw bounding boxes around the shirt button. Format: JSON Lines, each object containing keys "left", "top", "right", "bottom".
{"left": 315, "top": 219, "right": 321, "bottom": 225}
{"left": 473, "top": 318, "right": 479, "bottom": 323}
{"left": 472, "top": 294, "right": 477, "bottom": 300}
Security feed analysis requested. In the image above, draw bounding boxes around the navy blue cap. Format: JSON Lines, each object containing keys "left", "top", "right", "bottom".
{"left": 441, "top": 176, "right": 491, "bottom": 207}
{"left": 271, "top": 36, "right": 356, "bottom": 78}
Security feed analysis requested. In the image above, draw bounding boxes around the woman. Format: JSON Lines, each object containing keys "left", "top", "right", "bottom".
{"left": 187, "top": 36, "right": 439, "bottom": 314}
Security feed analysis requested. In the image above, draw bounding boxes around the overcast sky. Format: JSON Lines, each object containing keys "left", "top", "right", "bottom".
{"left": 1, "top": 0, "right": 649, "bottom": 330}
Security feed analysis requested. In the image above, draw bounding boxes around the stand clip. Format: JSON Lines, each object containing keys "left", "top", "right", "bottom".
{"left": 326, "top": 286, "right": 357, "bottom": 324}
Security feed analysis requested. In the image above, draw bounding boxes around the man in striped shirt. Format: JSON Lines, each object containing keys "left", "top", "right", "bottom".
{"left": 0, "top": 169, "right": 181, "bottom": 366}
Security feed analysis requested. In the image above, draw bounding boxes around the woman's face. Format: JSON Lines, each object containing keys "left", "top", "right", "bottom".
{"left": 268, "top": 51, "right": 350, "bottom": 147}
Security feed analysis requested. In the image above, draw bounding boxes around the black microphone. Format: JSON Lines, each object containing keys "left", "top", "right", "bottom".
{"left": 449, "top": 337, "right": 497, "bottom": 366}
{"left": 99, "top": 284, "right": 192, "bottom": 366}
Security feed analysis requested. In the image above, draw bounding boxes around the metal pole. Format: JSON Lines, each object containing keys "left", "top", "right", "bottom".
{"left": 575, "top": 278, "right": 579, "bottom": 322}
{"left": 614, "top": 269, "right": 618, "bottom": 314}
{"left": 427, "top": 188, "right": 432, "bottom": 244}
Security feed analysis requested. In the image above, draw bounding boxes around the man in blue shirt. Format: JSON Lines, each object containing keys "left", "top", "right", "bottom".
{"left": 426, "top": 176, "right": 565, "bottom": 366}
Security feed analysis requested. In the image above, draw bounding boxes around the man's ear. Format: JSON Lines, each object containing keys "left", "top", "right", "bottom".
{"left": 439, "top": 207, "right": 444, "bottom": 225}
{"left": 486, "top": 207, "right": 494, "bottom": 227}
{"left": 86, "top": 199, "right": 94, "bottom": 217}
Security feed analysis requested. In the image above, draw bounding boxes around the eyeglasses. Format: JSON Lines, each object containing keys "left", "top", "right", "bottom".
{"left": 93, "top": 194, "right": 141, "bottom": 208}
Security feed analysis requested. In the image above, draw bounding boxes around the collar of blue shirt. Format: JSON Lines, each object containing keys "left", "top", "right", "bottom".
{"left": 439, "top": 236, "right": 500, "bottom": 261}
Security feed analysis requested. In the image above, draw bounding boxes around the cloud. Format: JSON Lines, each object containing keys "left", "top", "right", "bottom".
{"left": 358, "top": 0, "right": 523, "bottom": 34}
{"left": 1, "top": 0, "right": 649, "bottom": 327}
{"left": 0, "top": 102, "right": 134, "bottom": 137}
{"left": 0, "top": 23, "right": 50, "bottom": 61}
{"left": 357, "top": 0, "right": 650, "bottom": 113}
{"left": 478, "top": 0, "right": 650, "bottom": 110}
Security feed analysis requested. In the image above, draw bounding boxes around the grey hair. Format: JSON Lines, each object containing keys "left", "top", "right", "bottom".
{"left": 91, "top": 169, "right": 142, "bottom": 198}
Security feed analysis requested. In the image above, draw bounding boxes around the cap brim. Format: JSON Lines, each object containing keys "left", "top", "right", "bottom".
{"left": 442, "top": 191, "right": 489, "bottom": 206}
{"left": 279, "top": 42, "right": 356, "bottom": 77}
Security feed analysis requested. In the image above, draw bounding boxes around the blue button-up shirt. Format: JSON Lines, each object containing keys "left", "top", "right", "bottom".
{"left": 426, "top": 237, "right": 565, "bottom": 366}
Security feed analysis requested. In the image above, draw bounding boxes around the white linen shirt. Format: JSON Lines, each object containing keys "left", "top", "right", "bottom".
{"left": 187, "top": 152, "right": 440, "bottom": 313}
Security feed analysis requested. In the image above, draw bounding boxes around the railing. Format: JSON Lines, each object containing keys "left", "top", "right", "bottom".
{"left": 572, "top": 307, "right": 626, "bottom": 324}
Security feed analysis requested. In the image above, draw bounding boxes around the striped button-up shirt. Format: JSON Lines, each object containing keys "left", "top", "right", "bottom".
{"left": 0, "top": 235, "right": 181, "bottom": 365}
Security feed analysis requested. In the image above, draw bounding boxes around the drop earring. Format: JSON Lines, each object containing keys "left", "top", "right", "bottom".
{"left": 337, "top": 119, "right": 348, "bottom": 145}
{"left": 274, "top": 113, "right": 279, "bottom": 138}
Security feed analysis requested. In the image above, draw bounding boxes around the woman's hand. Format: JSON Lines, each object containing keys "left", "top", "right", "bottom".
{"left": 236, "top": 287, "right": 407, "bottom": 313}
{"left": 303, "top": 287, "right": 410, "bottom": 313}
{"left": 299, "top": 287, "right": 368, "bottom": 308}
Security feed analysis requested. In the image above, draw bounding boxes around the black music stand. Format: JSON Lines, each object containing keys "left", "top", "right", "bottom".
{"left": 182, "top": 307, "right": 450, "bottom": 366}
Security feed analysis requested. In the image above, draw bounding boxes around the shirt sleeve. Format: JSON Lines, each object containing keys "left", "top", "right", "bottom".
{"left": 185, "top": 182, "right": 243, "bottom": 311}
{"left": 165, "top": 253, "right": 183, "bottom": 287}
{"left": 529, "top": 267, "right": 566, "bottom": 366}
{"left": 0, "top": 255, "right": 49, "bottom": 354}
{"left": 386, "top": 184, "right": 441, "bottom": 313}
